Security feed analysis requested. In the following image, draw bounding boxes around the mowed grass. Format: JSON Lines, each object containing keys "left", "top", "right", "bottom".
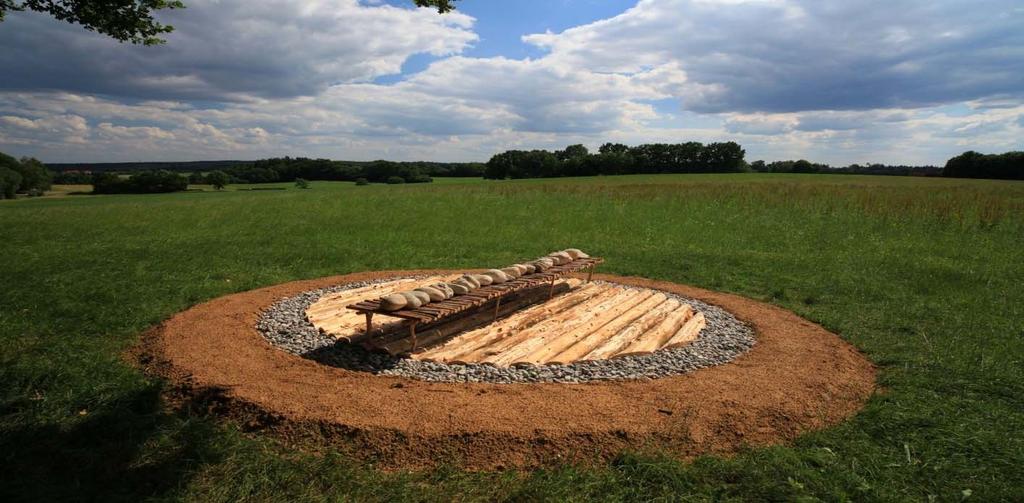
{"left": 2, "top": 174, "right": 1023, "bottom": 501}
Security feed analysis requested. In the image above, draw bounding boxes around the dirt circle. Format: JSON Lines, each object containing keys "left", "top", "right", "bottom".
{"left": 137, "top": 270, "right": 876, "bottom": 470}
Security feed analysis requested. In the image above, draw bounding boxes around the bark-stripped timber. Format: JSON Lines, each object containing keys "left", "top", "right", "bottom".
{"left": 304, "top": 278, "right": 419, "bottom": 317}
{"left": 375, "top": 281, "right": 578, "bottom": 356}
{"left": 511, "top": 289, "right": 658, "bottom": 366}
{"left": 457, "top": 286, "right": 624, "bottom": 365}
{"left": 366, "top": 281, "right": 577, "bottom": 352}
{"left": 416, "top": 279, "right": 595, "bottom": 362}
{"left": 580, "top": 298, "right": 682, "bottom": 361}
{"left": 613, "top": 304, "right": 695, "bottom": 358}
{"left": 662, "top": 311, "right": 707, "bottom": 350}
{"left": 306, "top": 276, "right": 456, "bottom": 340}
{"left": 346, "top": 257, "right": 604, "bottom": 325}
{"left": 419, "top": 280, "right": 597, "bottom": 363}
{"left": 483, "top": 288, "right": 639, "bottom": 367}
{"left": 545, "top": 292, "right": 669, "bottom": 365}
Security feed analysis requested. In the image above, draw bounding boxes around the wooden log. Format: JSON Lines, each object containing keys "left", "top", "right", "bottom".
{"left": 307, "top": 275, "right": 459, "bottom": 338}
{"left": 612, "top": 304, "right": 694, "bottom": 358}
{"left": 662, "top": 311, "right": 706, "bottom": 349}
{"left": 419, "top": 279, "right": 597, "bottom": 362}
{"left": 304, "top": 278, "right": 421, "bottom": 317}
{"left": 483, "top": 288, "right": 638, "bottom": 367}
{"left": 511, "top": 289, "right": 658, "bottom": 366}
{"left": 579, "top": 298, "right": 682, "bottom": 361}
{"left": 452, "top": 285, "right": 623, "bottom": 365}
{"left": 379, "top": 281, "right": 579, "bottom": 356}
{"left": 545, "top": 292, "right": 668, "bottom": 365}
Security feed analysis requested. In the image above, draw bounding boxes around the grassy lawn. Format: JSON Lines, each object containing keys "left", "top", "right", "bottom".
{"left": 1, "top": 174, "right": 1022, "bottom": 501}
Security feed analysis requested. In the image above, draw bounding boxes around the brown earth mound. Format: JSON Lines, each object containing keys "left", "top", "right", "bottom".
{"left": 135, "top": 270, "right": 876, "bottom": 470}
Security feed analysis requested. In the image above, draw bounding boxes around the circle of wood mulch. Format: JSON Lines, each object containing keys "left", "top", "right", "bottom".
{"left": 135, "top": 270, "right": 876, "bottom": 471}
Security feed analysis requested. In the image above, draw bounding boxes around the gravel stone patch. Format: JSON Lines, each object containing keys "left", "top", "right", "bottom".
{"left": 257, "top": 278, "right": 755, "bottom": 383}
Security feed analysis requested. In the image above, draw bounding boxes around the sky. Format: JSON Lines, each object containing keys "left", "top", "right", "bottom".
{"left": 0, "top": 0, "right": 1021, "bottom": 165}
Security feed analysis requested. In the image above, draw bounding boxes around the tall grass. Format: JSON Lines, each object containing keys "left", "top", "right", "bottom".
{"left": 1, "top": 174, "right": 1022, "bottom": 501}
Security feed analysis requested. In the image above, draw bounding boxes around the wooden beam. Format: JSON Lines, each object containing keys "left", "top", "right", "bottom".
{"left": 580, "top": 298, "right": 682, "bottom": 361}
{"left": 419, "top": 280, "right": 599, "bottom": 362}
{"left": 482, "top": 288, "right": 636, "bottom": 367}
{"left": 662, "top": 311, "right": 706, "bottom": 350}
{"left": 453, "top": 285, "right": 622, "bottom": 365}
{"left": 510, "top": 289, "right": 657, "bottom": 366}
{"left": 612, "top": 304, "right": 694, "bottom": 358}
{"left": 545, "top": 292, "right": 668, "bottom": 365}
{"left": 380, "top": 280, "right": 581, "bottom": 356}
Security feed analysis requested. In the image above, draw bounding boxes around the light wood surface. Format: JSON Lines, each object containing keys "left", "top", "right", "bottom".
{"left": 307, "top": 280, "right": 705, "bottom": 366}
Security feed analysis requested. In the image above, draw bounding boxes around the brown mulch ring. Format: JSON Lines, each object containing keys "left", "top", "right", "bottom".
{"left": 134, "top": 270, "right": 876, "bottom": 470}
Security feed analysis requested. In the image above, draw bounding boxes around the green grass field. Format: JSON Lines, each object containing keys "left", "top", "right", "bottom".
{"left": 2, "top": 174, "right": 1022, "bottom": 501}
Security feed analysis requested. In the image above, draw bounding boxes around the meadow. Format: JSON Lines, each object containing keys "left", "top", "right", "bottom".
{"left": 1, "top": 174, "right": 1022, "bottom": 501}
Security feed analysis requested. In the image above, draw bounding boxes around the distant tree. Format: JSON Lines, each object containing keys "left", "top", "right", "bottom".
{"left": 791, "top": 159, "right": 816, "bottom": 173}
{"left": 598, "top": 143, "right": 630, "bottom": 155}
{"left": 354, "top": 178, "right": 369, "bottom": 186}
{"left": 294, "top": 178, "right": 310, "bottom": 189}
{"left": 0, "top": 166, "right": 22, "bottom": 199}
{"left": 205, "top": 170, "right": 229, "bottom": 190}
{"left": 750, "top": 160, "right": 767, "bottom": 172}
{"left": 557, "top": 144, "right": 589, "bottom": 161}
{"left": 0, "top": 152, "right": 52, "bottom": 193}
{"left": 944, "top": 151, "right": 1024, "bottom": 180}
{"left": 16, "top": 157, "right": 53, "bottom": 192}
{"left": 92, "top": 169, "right": 187, "bottom": 194}
{"left": 385, "top": 176, "right": 405, "bottom": 184}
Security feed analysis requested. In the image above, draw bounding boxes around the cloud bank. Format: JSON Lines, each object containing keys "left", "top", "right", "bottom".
{"left": 0, "top": 0, "right": 1021, "bottom": 164}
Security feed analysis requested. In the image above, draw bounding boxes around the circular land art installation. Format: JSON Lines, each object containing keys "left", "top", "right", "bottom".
{"left": 137, "top": 269, "right": 876, "bottom": 470}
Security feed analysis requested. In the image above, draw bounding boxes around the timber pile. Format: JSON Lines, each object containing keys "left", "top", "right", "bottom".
{"left": 304, "top": 250, "right": 705, "bottom": 365}
{"left": 415, "top": 282, "right": 705, "bottom": 366}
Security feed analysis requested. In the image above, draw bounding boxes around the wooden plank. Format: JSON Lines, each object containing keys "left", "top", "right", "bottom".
{"left": 305, "top": 277, "right": 450, "bottom": 315}
{"left": 377, "top": 281, "right": 578, "bottom": 356}
{"left": 450, "top": 285, "right": 622, "bottom": 365}
{"left": 579, "top": 298, "right": 682, "bottom": 361}
{"left": 370, "top": 279, "right": 582, "bottom": 349}
{"left": 545, "top": 292, "right": 669, "bottom": 365}
{"left": 481, "top": 287, "right": 634, "bottom": 367}
{"left": 511, "top": 289, "right": 657, "bottom": 366}
{"left": 418, "top": 280, "right": 598, "bottom": 362}
{"left": 662, "top": 311, "right": 706, "bottom": 350}
{"left": 613, "top": 304, "right": 694, "bottom": 358}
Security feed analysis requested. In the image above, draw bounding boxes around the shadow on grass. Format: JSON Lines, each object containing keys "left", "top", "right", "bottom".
{"left": 0, "top": 383, "right": 223, "bottom": 502}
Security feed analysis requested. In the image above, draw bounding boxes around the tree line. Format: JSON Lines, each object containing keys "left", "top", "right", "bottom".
{"left": 943, "top": 151, "right": 1024, "bottom": 180}
{"left": 0, "top": 152, "right": 51, "bottom": 199}
{"left": 748, "top": 159, "right": 943, "bottom": 177}
{"left": 484, "top": 142, "right": 747, "bottom": 179}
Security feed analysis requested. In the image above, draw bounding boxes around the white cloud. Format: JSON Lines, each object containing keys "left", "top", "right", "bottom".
{"left": 1, "top": 0, "right": 1023, "bottom": 165}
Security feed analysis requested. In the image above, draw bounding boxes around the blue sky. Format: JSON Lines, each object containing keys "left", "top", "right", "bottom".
{"left": 0, "top": 0, "right": 1021, "bottom": 164}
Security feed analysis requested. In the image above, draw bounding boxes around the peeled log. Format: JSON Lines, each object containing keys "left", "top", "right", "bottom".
{"left": 462, "top": 286, "right": 623, "bottom": 365}
{"left": 419, "top": 279, "right": 595, "bottom": 362}
{"left": 377, "top": 281, "right": 579, "bottom": 355}
{"left": 511, "top": 289, "right": 656, "bottom": 366}
{"left": 580, "top": 298, "right": 681, "bottom": 361}
{"left": 613, "top": 304, "right": 694, "bottom": 358}
{"left": 483, "top": 288, "right": 635, "bottom": 367}
{"left": 546, "top": 292, "right": 668, "bottom": 365}
{"left": 305, "top": 275, "right": 456, "bottom": 341}
{"left": 662, "top": 311, "right": 706, "bottom": 349}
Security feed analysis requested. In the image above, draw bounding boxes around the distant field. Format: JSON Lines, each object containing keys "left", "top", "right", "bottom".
{"left": 1, "top": 174, "right": 1022, "bottom": 501}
